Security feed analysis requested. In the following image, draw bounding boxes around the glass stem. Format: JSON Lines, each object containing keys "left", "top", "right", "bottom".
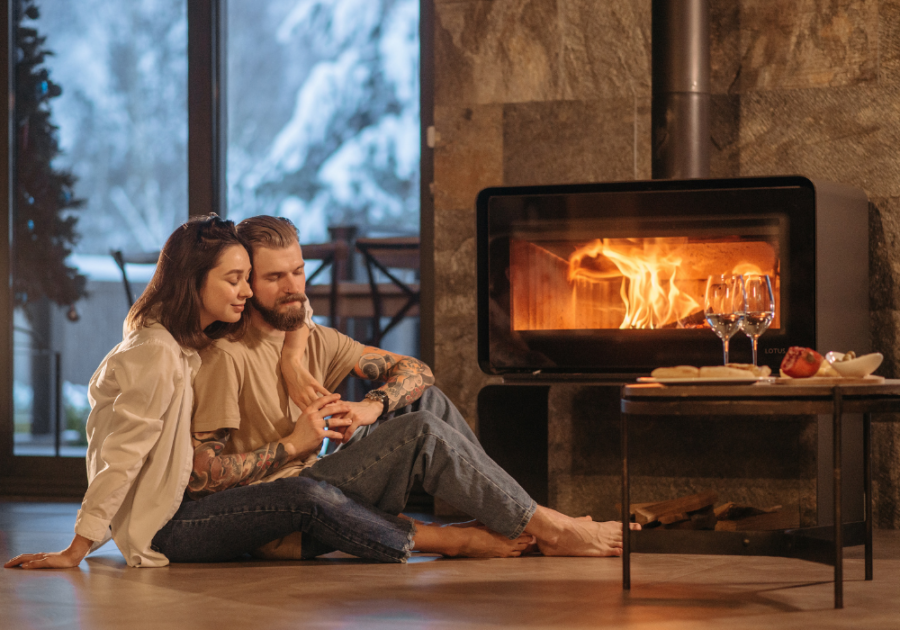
{"left": 751, "top": 336, "right": 759, "bottom": 366}
{"left": 722, "top": 338, "right": 730, "bottom": 365}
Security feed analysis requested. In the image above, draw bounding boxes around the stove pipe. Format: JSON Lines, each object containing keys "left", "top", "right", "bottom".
{"left": 651, "top": 0, "right": 710, "bottom": 179}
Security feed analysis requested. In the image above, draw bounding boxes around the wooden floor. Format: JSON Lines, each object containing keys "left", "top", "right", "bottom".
{"left": 2, "top": 501, "right": 899, "bottom": 630}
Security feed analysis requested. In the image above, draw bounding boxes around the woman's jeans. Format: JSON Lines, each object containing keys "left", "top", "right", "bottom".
{"left": 151, "top": 477, "right": 415, "bottom": 563}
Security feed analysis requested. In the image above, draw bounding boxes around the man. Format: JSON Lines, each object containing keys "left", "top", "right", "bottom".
{"left": 189, "top": 215, "right": 637, "bottom": 558}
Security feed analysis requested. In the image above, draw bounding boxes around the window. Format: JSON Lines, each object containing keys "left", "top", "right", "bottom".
{"left": 226, "top": 0, "right": 420, "bottom": 241}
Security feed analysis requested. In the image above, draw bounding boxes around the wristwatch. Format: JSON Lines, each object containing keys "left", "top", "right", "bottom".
{"left": 364, "top": 389, "right": 390, "bottom": 419}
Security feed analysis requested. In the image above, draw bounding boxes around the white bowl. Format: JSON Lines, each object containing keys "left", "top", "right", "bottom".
{"left": 825, "top": 352, "right": 884, "bottom": 378}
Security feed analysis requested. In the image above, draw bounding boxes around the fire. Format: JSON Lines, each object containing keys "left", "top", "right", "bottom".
{"left": 567, "top": 239, "right": 700, "bottom": 329}
{"left": 508, "top": 237, "right": 778, "bottom": 332}
{"left": 731, "top": 262, "right": 763, "bottom": 276}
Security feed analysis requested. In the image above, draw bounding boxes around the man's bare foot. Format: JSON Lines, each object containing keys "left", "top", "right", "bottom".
{"left": 524, "top": 515, "right": 592, "bottom": 556}
{"left": 412, "top": 524, "right": 535, "bottom": 558}
{"left": 527, "top": 506, "right": 642, "bottom": 557}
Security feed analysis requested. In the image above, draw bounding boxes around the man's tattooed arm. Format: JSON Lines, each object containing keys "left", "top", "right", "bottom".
{"left": 188, "top": 429, "right": 292, "bottom": 499}
{"left": 352, "top": 347, "right": 435, "bottom": 411}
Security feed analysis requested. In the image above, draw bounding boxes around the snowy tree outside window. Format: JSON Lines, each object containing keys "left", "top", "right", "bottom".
{"left": 226, "top": 0, "right": 421, "bottom": 242}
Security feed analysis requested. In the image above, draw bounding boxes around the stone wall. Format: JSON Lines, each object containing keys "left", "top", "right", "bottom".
{"left": 431, "top": 0, "right": 900, "bottom": 527}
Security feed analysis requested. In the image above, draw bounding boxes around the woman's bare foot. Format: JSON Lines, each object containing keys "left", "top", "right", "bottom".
{"left": 399, "top": 516, "right": 485, "bottom": 529}
{"left": 412, "top": 524, "right": 535, "bottom": 558}
{"left": 526, "top": 506, "right": 642, "bottom": 557}
{"left": 398, "top": 514, "right": 431, "bottom": 527}
{"left": 448, "top": 519, "right": 483, "bottom": 529}
{"left": 451, "top": 527, "right": 535, "bottom": 558}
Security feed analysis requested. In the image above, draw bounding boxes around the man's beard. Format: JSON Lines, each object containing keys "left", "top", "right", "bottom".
{"left": 251, "top": 292, "right": 308, "bottom": 331}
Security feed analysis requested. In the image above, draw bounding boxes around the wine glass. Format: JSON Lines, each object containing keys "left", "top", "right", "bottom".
{"left": 743, "top": 274, "right": 775, "bottom": 366}
{"left": 704, "top": 274, "right": 747, "bottom": 364}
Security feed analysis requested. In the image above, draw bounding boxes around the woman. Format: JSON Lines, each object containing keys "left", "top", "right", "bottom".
{"left": 5, "top": 215, "right": 532, "bottom": 569}
{"left": 4, "top": 215, "right": 256, "bottom": 567}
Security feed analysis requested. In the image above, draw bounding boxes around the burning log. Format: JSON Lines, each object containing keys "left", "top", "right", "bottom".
{"left": 660, "top": 309, "right": 707, "bottom": 329}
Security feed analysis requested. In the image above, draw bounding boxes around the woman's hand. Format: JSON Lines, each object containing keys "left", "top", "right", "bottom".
{"left": 4, "top": 534, "right": 93, "bottom": 569}
{"left": 283, "top": 359, "right": 331, "bottom": 411}
{"left": 281, "top": 326, "right": 331, "bottom": 410}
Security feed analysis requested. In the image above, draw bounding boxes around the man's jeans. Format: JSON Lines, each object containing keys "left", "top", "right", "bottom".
{"left": 150, "top": 477, "right": 414, "bottom": 563}
{"left": 305, "top": 387, "right": 537, "bottom": 540}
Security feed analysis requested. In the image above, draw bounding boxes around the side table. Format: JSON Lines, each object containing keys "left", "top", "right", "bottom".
{"left": 620, "top": 380, "right": 900, "bottom": 609}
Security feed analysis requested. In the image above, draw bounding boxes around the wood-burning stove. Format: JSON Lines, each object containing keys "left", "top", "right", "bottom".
{"left": 477, "top": 175, "right": 869, "bottom": 378}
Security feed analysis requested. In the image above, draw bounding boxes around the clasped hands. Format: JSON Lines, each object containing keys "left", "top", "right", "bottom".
{"left": 280, "top": 356, "right": 381, "bottom": 456}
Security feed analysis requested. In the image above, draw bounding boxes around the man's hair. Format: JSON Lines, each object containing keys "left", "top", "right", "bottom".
{"left": 236, "top": 215, "right": 299, "bottom": 250}
{"left": 125, "top": 214, "right": 250, "bottom": 349}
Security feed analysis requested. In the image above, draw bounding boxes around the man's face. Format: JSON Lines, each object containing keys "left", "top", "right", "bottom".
{"left": 249, "top": 242, "right": 308, "bottom": 331}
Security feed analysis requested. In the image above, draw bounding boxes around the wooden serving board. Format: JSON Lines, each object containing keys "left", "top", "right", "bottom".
{"left": 773, "top": 375, "right": 885, "bottom": 386}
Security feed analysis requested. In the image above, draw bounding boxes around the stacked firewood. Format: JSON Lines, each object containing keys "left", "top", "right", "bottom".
{"left": 625, "top": 490, "right": 800, "bottom": 531}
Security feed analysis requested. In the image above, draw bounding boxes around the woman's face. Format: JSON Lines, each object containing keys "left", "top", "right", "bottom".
{"left": 199, "top": 244, "right": 253, "bottom": 329}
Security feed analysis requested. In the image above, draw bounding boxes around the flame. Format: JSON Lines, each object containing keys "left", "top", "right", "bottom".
{"left": 732, "top": 263, "right": 763, "bottom": 276}
{"left": 568, "top": 239, "right": 700, "bottom": 329}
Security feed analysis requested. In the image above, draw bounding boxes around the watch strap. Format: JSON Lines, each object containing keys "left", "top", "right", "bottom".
{"left": 364, "top": 390, "right": 390, "bottom": 419}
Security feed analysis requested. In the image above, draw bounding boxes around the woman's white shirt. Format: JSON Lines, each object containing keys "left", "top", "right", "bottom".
{"left": 73, "top": 322, "right": 200, "bottom": 567}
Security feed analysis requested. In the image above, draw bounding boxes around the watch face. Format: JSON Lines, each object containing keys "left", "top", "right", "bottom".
{"left": 366, "top": 390, "right": 389, "bottom": 416}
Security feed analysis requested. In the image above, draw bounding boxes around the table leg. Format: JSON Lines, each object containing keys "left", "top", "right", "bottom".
{"left": 864, "top": 412, "right": 873, "bottom": 581}
{"left": 833, "top": 388, "right": 843, "bottom": 609}
{"left": 622, "top": 407, "right": 631, "bottom": 591}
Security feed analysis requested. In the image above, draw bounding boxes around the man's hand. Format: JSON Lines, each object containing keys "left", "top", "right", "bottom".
{"left": 5, "top": 534, "right": 93, "bottom": 569}
{"left": 280, "top": 393, "right": 353, "bottom": 457}
{"left": 329, "top": 398, "right": 384, "bottom": 443}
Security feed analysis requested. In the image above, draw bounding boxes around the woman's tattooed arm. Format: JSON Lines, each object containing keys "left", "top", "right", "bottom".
{"left": 187, "top": 429, "right": 292, "bottom": 499}
{"left": 352, "top": 347, "right": 435, "bottom": 412}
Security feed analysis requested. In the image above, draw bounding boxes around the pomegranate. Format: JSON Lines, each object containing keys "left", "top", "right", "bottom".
{"left": 780, "top": 347, "right": 824, "bottom": 378}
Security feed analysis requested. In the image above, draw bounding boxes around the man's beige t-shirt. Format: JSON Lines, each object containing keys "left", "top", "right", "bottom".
{"left": 192, "top": 324, "right": 364, "bottom": 476}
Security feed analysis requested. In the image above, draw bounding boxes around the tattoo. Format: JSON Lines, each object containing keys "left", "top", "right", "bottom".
{"left": 354, "top": 348, "right": 435, "bottom": 412}
{"left": 357, "top": 352, "right": 397, "bottom": 381}
{"left": 188, "top": 429, "right": 291, "bottom": 499}
{"left": 383, "top": 357, "right": 436, "bottom": 411}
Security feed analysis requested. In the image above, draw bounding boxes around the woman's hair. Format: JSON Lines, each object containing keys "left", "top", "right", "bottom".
{"left": 125, "top": 214, "right": 250, "bottom": 349}
{"left": 236, "top": 215, "right": 299, "bottom": 250}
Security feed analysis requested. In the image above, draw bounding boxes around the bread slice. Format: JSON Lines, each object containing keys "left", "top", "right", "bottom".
{"left": 725, "top": 363, "right": 772, "bottom": 377}
{"left": 651, "top": 365, "right": 700, "bottom": 379}
{"left": 699, "top": 365, "right": 756, "bottom": 378}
